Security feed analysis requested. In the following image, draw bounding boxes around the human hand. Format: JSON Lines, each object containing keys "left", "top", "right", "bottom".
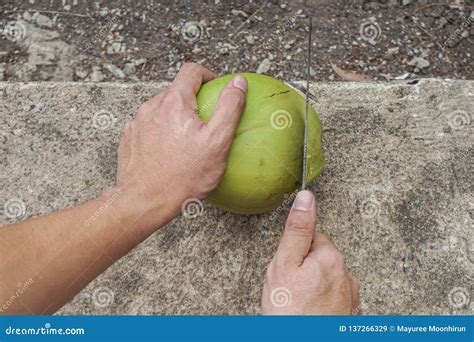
{"left": 115, "top": 63, "right": 247, "bottom": 225}
{"left": 0, "top": 63, "right": 248, "bottom": 315}
{"left": 261, "top": 190, "right": 361, "bottom": 315}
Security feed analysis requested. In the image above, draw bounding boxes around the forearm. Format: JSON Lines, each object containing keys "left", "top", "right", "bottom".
{"left": 0, "top": 64, "right": 247, "bottom": 315}
{"left": 0, "top": 185, "right": 178, "bottom": 314}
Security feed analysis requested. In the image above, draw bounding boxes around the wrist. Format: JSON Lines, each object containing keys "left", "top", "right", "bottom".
{"left": 102, "top": 182, "right": 181, "bottom": 241}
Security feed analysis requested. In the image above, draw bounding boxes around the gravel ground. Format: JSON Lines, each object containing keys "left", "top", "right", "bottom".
{"left": 0, "top": 0, "right": 472, "bottom": 82}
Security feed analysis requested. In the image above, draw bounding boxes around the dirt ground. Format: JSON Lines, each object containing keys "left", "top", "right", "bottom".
{"left": 0, "top": 0, "right": 472, "bottom": 82}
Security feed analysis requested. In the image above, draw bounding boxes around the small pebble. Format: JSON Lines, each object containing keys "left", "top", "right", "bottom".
{"left": 256, "top": 58, "right": 271, "bottom": 74}
{"left": 90, "top": 66, "right": 105, "bottom": 82}
{"left": 104, "top": 64, "right": 125, "bottom": 78}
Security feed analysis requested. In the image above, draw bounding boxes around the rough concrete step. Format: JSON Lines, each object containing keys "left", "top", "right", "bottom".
{"left": 0, "top": 79, "right": 472, "bottom": 314}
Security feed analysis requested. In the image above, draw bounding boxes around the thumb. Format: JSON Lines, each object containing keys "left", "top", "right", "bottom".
{"left": 276, "top": 190, "right": 317, "bottom": 266}
{"left": 206, "top": 75, "right": 247, "bottom": 136}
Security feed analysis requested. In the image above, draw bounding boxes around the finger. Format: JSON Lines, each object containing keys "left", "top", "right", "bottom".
{"left": 171, "top": 63, "right": 217, "bottom": 102}
{"left": 349, "top": 274, "right": 362, "bottom": 315}
{"left": 206, "top": 75, "right": 247, "bottom": 138}
{"left": 275, "top": 190, "right": 317, "bottom": 266}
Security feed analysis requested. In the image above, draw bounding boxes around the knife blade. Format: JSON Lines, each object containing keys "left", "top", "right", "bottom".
{"left": 301, "top": 17, "right": 312, "bottom": 190}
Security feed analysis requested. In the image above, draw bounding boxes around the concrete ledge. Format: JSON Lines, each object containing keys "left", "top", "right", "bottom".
{"left": 1, "top": 79, "right": 473, "bottom": 314}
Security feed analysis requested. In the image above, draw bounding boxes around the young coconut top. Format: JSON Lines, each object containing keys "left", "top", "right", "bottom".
{"left": 197, "top": 73, "right": 324, "bottom": 214}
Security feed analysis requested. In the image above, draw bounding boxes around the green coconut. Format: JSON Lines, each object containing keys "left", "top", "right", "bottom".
{"left": 197, "top": 73, "right": 324, "bottom": 214}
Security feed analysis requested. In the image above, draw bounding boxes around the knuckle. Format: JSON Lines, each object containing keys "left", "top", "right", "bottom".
{"left": 137, "top": 101, "right": 153, "bottom": 116}
{"left": 273, "top": 253, "right": 294, "bottom": 274}
{"left": 181, "top": 62, "right": 199, "bottom": 73}
{"left": 285, "top": 216, "right": 313, "bottom": 237}
{"left": 350, "top": 274, "right": 360, "bottom": 290}
{"left": 206, "top": 130, "right": 229, "bottom": 152}
{"left": 265, "top": 261, "right": 275, "bottom": 279}
{"left": 307, "top": 259, "right": 325, "bottom": 277}
{"left": 208, "top": 160, "right": 226, "bottom": 180}
{"left": 323, "top": 248, "right": 345, "bottom": 269}
{"left": 222, "top": 89, "right": 245, "bottom": 109}
{"left": 161, "top": 90, "right": 182, "bottom": 108}
{"left": 151, "top": 89, "right": 168, "bottom": 104}
{"left": 200, "top": 128, "right": 213, "bottom": 142}
{"left": 333, "top": 249, "right": 344, "bottom": 264}
{"left": 121, "top": 121, "right": 128, "bottom": 132}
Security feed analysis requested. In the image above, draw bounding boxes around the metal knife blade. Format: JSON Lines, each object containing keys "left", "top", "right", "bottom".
{"left": 301, "top": 17, "right": 312, "bottom": 190}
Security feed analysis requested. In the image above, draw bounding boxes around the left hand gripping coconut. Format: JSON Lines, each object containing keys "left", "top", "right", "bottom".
{"left": 197, "top": 73, "right": 324, "bottom": 214}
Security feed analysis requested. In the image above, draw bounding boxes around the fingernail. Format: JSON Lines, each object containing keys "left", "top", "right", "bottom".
{"left": 292, "top": 190, "right": 313, "bottom": 211}
{"left": 232, "top": 76, "right": 247, "bottom": 92}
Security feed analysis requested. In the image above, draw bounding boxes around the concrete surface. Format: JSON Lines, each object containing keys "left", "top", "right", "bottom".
{"left": 0, "top": 79, "right": 472, "bottom": 315}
